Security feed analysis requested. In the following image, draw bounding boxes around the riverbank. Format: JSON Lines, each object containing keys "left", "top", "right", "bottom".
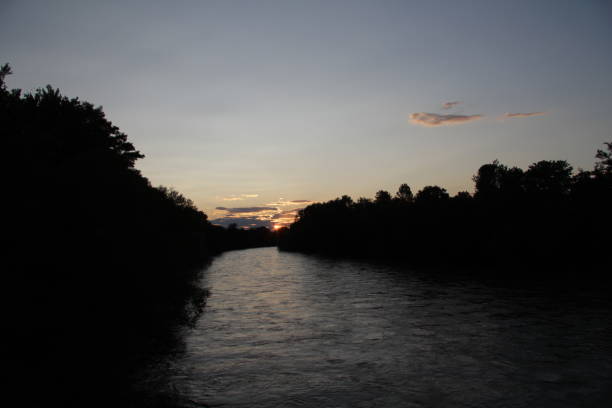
{"left": 278, "top": 245, "right": 612, "bottom": 294}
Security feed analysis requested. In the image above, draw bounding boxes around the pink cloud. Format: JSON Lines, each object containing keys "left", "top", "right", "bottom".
{"left": 409, "top": 112, "right": 483, "bottom": 127}
{"left": 215, "top": 206, "right": 277, "bottom": 214}
{"left": 442, "top": 101, "right": 461, "bottom": 110}
{"left": 502, "top": 112, "right": 548, "bottom": 119}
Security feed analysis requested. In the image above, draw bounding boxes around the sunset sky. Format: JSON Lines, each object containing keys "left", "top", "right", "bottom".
{"left": 2, "top": 1, "right": 611, "bottom": 227}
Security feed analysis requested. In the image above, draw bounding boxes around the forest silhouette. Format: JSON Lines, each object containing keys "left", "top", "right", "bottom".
{"left": 279, "top": 142, "right": 612, "bottom": 279}
{"left": 1, "top": 64, "right": 273, "bottom": 406}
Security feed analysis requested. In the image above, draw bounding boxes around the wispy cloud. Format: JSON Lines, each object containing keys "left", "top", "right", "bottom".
{"left": 502, "top": 112, "right": 548, "bottom": 119}
{"left": 272, "top": 209, "right": 302, "bottom": 228}
{"left": 272, "top": 209, "right": 300, "bottom": 220}
{"left": 215, "top": 206, "right": 277, "bottom": 213}
{"left": 220, "top": 193, "right": 259, "bottom": 201}
{"left": 266, "top": 199, "right": 313, "bottom": 207}
{"left": 409, "top": 112, "right": 483, "bottom": 127}
{"left": 214, "top": 200, "right": 314, "bottom": 229}
{"left": 266, "top": 201, "right": 294, "bottom": 207}
{"left": 442, "top": 101, "right": 461, "bottom": 110}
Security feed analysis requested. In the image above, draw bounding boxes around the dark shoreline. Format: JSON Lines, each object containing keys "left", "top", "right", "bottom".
{"left": 278, "top": 246, "right": 612, "bottom": 294}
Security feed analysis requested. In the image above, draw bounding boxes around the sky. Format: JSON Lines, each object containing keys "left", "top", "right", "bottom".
{"left": 2, "top": 0, "right": 612, "bottom": 228}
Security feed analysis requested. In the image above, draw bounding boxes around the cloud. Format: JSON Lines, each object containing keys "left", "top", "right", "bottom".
{"left": 220, "top": 193, "right": 259, "bottom": 201}
{"left": 266, "top": 201, "right": 294, "bottom": 207}
{"left": 409, "top": 112, "right": 483, "bottom": 127}
{"left": 215, "top": 206, "right": 277, "bottom": 213}
{"left": 502, "top": 112, "right": 547, "bottom": 119}
{"left": 266, "top": 199, "right": 313, "bottom": 207}
{"left": 442, "top": 101, "right": 461, "bottom": 110}
{"left": 271, "top": 209, "right": 302, "bottom": 228}
{"left": 213, "top": 206, "right": 279, "bottom": 228}
{"left": 272, "top": 209, "right": 300, "bottom": 220}
{"left": 214, "top": 201, "right": 313, "bottom": 229}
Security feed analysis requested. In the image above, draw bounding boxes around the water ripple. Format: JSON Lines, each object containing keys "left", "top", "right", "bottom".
{"left": 160, "top": 248, "right": 612, "bottom": 407}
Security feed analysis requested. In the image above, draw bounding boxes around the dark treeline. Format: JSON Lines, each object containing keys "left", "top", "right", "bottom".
{"left": 1, "top": 65, "right": 272, "bottom": 406}
{"left": 279, "top": 143, "right": 612, "bottom": 280}
{"left": 210, "top": 223, "right": 276, "bottom": 251}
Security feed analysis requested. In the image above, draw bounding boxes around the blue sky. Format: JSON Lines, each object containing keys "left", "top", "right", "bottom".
{"left": 2, "top": 0, "right": 611, "bottom": 227}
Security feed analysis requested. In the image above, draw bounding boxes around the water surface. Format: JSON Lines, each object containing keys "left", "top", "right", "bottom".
{"left": 156, "top": 247, "right": 612, "bottom": 407}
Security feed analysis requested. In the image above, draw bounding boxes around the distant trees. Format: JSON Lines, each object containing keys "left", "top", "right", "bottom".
{"left": 415, "top": 185, "right": 449, "bottom": 204}
{"left": 452, "top": 191, "right": 472, "bottom": 202}
{"left": 473, "top": 160, "right": 526, "bottom": 199}
{"left": 208, "top": 224, "right": 275, "bottom": 251}
{"left": 279, "top": 142, "right": 612, "bottom": 278}
{"left": 395, "top": 183, "right": 414, "bottom": 202}
{"left": 473, "top": 160, "right": 506, "bottom": 198}
{"left": 472, "top": 159, "right": 574, "bottom": 200}
{"left": 375, "top": 190, "right": 392, "bottom": 203}
{"left": 595, "top": 142, "right": 612, "bottom": 174}
{"left": 524, "top": 160, "right": 573, "bottom": 197}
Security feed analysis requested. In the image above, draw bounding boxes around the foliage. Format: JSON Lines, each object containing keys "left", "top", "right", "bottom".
{"left": 395, "top": 183, "right": 414, "bottom": 202}
{"left": 2, "top": 64, "right": 272, "bottom": 406}
{"left": 595, "top": 142, "right": 612, "bottom": 175}
{"left": 279, "top": 144, "right": 612, "bottom": 277}
{"left": 375, "top": 190, "right": 392, "bottom": 203}
{"left": 415, "top": 185, "right": 449, "bottom": 204}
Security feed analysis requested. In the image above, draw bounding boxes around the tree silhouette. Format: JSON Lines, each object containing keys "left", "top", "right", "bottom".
{"left": 452, "top": 191, "right": 473, "bottom": 203}
{"left": 415, "top": 185, "right": 449, "bottom": 203}
{"left": 473, "top": 160, "right": 506, "bottom": 199}
{"left": 375, "top": 190, "right": 392, "bottom": 203}
{"left": 524, "top": 160, "right": 573, "bottom": 197}
{"left": 0, "top": 63, "right": 11, "bottom": 89}
{"left": 395, "top": 183, "right": 414, "bottom": 202}
{"left": 2, "top": 63, "right": 275, "bottom": 406}
{"left": 595, "top": 142, "right": 612, "bottom": 175}
{"left": 279, "top": 142, "right": 611, "bottom": 277}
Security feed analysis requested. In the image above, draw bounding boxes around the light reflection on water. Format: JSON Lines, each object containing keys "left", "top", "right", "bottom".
{"left": 159, "top": 247, "right": 612, "bottom": 407}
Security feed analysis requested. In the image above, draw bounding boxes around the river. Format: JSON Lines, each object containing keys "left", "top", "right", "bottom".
{"left": 147, "top": 247, "right": 612, "bottom": 407}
